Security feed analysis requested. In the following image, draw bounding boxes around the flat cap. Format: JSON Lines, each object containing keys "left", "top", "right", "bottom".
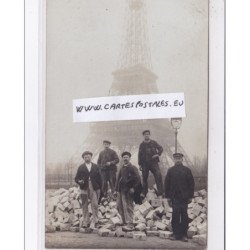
{"left": 142, "top": 130, "right": 150, "bottom": 135}
{"left": 103, "top": 140, "right": 111, "bottom": 144}
{"left": 173, "top": 153, "right": 184, "bottom": 159}
{"left": 121, "top": 151, "right": 131, "bottom": 158}
{"left": 82, "top": 151, "right": 93, "bottom": 158}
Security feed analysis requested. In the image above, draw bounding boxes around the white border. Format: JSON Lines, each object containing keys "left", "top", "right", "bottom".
{"left": 38, "top": 0, "right": 46, "bottom": 249}
{"left": 25, "top": 0, "right": 225, "bottom": 249}
{"left": 25, "top": 0, "right": 39, "bottom": 249}
{"left": 207, "top": 0, "right": 225, "bottom": 249}
{"left": 0, "top": 0, "right": 24, "bottom": 249}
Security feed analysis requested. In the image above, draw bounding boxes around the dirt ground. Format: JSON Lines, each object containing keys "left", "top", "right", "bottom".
{"left": 45, "top": 232, "right": 206, "bottom": 249}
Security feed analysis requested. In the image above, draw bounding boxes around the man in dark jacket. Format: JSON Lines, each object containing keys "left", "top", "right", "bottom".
{"left": 138, "top": 130, "right": 164, "bottom": 198}
{"left": 75, "top": 151, "right": 102, "bottom": 229}
{"left": 164, "top": 153, "right": 195, "bottom": 241}
{"left": 97, "top": 140, "right": 119, "bottom": 197}
{"left": 116, "top": 151, "right": 142, "bottom": 231}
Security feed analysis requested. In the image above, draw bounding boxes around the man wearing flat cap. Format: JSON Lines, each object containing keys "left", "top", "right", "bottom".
{"left": 116, "top": 152, "right": 142, "bottom": 231}
{"left": 97, "top": 140, "right": 119, "bottom": 197}
{"left": 138, "top": 130, "right": 164, "bottom": 198}
{"left": 164, "top": 153, "right": 195, "bottom": 242}
{"left": 75, "top": 151, "right": 102, "bottom": 229}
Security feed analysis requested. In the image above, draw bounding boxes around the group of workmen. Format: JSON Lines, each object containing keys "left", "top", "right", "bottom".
{"left": 75, "top": 130, "right": 195, "bottom": 242}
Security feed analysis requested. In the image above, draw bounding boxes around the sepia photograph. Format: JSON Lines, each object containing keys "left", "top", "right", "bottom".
{"left": 45, "top": 0, "right": 208, "bottom": 249}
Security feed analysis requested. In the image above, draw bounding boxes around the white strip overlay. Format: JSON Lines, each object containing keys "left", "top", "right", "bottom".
{"left": 73, "top": 93, "right": 186, "bottom": 123}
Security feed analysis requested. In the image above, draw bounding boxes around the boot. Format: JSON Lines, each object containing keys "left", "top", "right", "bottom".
{"left": 122, "top": 223, "right": 134, "bottom": 232}
{"left": 181, "top": 236, "right": 188, "bottom": 242}
{"left": 169, "top": 235, "right": 177, "bottom": 241}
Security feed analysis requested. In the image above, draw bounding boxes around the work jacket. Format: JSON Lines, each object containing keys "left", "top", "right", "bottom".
{"left": 138, "top": 140, "right": 163, "bottom": 165}
{"left": 116, "top": 163, "right": 142, "bottom": 204}
{"left": 164, "top": 163, "right": 195, "bottom": 201}
{"left": 97, "top": 148, "right": 119, "bottom": 171}
{"left": 75, "top": 163, "right": 102, "bottom": 191}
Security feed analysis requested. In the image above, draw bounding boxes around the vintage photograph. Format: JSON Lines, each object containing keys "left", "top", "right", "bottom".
{"left": 45, "top": 0, "right": 208, "bottom": 249}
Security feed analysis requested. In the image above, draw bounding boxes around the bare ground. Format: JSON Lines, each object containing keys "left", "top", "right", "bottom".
{"left": 45, "top": 232, "right": 206, "bottom": 250}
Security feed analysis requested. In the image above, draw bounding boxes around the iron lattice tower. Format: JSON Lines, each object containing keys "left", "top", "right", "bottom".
{"left": 110, "top": 0, "right": 158, "bottom": 95}
{"left": 71, "top": 0, "right": 192, "bottom": 180}
{"left": 119, "top": 0, "right": 152, "bottom": 70}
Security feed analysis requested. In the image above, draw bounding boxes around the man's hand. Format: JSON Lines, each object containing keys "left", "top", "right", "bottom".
{"left": 101, "top": 164, "right": 107, "bottom": 170}
{"left": 129, "top": 188, "right": 135, "bottom": 195}
{"left": 152, "top": 154, "right": 159, "bottom": 159}
{"left": 78, "top": 180, "right": 84, "bottom": 184}
{"left": 106, "top": 162, "right": 111, "bottom": 166}
{"left": 113, "top": 191, "right": 118, "bottom": 199}
{"left": 167, "top": 199, "right": 172, "bottom": 207}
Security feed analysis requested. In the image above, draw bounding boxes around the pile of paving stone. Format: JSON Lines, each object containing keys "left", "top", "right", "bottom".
{"left": 45, "top": 187, "right": 207, "bottom": 245}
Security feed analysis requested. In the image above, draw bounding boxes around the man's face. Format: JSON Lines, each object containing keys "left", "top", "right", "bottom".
{"left": 123, "top": 155, "right": 130, "bottom": 165}
{"left": 103, "top": 142, "right": 110, "bottom": 149}
{"left": 143, "top": 132, "right": 150, "bottom": 141}
{"left": 83, "top": 154, "right": 92, "bottom": 163}
{"left": 174, "top": 158, "right": 183, "bottom": 164}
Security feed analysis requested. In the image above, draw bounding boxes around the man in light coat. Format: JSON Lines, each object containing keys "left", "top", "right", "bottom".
{"left": 75, "top": 151, "right": 102, "bottom": 228}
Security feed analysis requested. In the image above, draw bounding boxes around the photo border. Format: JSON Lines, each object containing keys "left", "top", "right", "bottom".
{"left": 24, "top": 0, "right": 225, "bottom": 249}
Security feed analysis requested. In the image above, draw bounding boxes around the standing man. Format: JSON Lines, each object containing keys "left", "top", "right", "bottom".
{"left": 116, "top": 152, "right": 142, "bottom": 232}
{"left": 138, "top": 130, "right": 164, "bottom": 198}
{"left": 75, "top": 151, "right": 102, "bottom": 229}
{"left": 97, "top": 140, "right": 119, "bottom": 197}
{"left": 164, "top": 153, "right": 195, "bottom": 242}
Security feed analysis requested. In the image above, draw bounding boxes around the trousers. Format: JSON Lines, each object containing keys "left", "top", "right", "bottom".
{"left": 141, "top": 162, "right": 163, "bottom": 196}
{"left": 100, "top": 169, "right": 116, "bottom": 196}
{"left": 117, "top": 191, "right": 134, "bottom": 225}
{"left": 80, "top": 181, "right": 100, "bottom": 226}
{"left": 171, "top": 199, "right": 189, "bottom": 239}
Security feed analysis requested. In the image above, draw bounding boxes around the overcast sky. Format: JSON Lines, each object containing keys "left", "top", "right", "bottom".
{"left": 46, "top": 0, "right": 208, "bottom": 165}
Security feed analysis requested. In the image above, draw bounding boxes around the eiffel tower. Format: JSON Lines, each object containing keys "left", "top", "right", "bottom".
{"left": 71, "top": 0, "right": 192, "bottom": 178}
